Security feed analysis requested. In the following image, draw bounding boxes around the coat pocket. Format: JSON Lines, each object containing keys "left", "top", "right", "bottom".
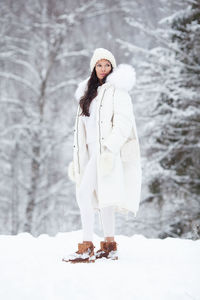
{"left": 120, "top": 139, "right": 139, "bottom": 162}
{"left": 99, "top": 149, "right": 115, "bottom": 176}
{"left": 67, "top": 161, "right": 76, "bottom": 182}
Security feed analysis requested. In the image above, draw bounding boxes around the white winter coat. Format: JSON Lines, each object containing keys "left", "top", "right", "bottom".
{"left": 68, "top": 64, "right": 142, "bottom": 217}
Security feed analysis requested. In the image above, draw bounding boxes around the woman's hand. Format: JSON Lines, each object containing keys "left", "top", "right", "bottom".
{"left": 99, "top": 146, "right": 115, "bottom": 176}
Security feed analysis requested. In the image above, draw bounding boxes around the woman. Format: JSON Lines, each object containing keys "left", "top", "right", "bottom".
{"left": 63, "top": 48, "right": 142, "bottom": 263}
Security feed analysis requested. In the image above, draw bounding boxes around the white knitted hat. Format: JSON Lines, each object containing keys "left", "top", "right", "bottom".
{"left": 90, "top": 48, "right": 117, "bottom": 72}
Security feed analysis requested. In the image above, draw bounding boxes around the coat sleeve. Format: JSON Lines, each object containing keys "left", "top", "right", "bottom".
{"left": 102, "top": 89, "right": 134, "bottom": 154}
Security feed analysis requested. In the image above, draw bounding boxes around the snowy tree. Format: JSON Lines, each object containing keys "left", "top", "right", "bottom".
{"left": 117, "top": 0, "right": 200, "bottom": 238}
{"left": 155, "top": 0, "right": 200, "bottom": 237}
{"left": 0, "top": 0, "right": 93, "bottom": 235}
{"left": 0, "top": 0, "right": 129, "bottom": 236}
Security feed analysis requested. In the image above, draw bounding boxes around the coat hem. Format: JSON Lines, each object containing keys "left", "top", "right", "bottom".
{"left": 94, "top": 202, "right": 138, "bottom": 217}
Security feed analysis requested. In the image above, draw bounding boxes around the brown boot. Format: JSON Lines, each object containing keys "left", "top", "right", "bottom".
{"left": 95, "top": 241, "right": 118, "bottom": 260}
{"left": 62, "top": 241, "right": 95, "bottom": 263}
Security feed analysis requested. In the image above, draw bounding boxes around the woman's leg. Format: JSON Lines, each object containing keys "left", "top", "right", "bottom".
{"left": 76, "top": 142, "right": 97, "bottom": 242}
{"left": 100, "top": 206, "right": 115, "bottom": 242}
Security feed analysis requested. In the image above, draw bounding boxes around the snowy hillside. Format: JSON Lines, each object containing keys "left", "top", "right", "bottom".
{"left": 0, "top": 231, "right": 199, "bottom": 300}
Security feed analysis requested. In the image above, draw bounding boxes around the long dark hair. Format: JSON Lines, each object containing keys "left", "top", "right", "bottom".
{"left": 79, "top": 65, "right": 113, "bottom": 117}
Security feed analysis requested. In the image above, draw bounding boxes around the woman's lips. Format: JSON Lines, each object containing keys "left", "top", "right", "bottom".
{"left": 100, "top": 74, "right": 106, "bottom": 76}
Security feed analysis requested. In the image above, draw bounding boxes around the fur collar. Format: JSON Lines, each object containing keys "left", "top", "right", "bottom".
{"left": 75, "top": 64, "right": 136, "bottom": 101}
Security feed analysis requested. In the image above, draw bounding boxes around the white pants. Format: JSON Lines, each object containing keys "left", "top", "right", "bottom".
{"left": 76, "top": 141, "right": 115, "bottom": 241}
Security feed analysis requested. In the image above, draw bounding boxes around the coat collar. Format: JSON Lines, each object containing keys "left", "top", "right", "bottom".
{"left": 75, "top": 63, "right": 136, "bottom": 102}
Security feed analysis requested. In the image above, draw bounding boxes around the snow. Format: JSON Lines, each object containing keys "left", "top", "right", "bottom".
{"left": 0, "top": 231, "right": 199, "bottom": 300}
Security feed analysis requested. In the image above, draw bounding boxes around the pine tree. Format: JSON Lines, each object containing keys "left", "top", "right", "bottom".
{"left": 147, "top": 0, "right": 200, "bottom": 238}
{"left": 119, "top": 0, "right": 200, "bottom": 238}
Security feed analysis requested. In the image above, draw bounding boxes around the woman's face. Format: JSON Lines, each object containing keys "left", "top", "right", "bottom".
{"left": 95, "top": 59, "right": 112, "bottom": 81}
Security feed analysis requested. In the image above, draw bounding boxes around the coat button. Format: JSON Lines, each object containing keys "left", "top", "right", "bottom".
{"left": 102, "top": 137, "right": 104, "bottom": 140}
{"left": 73, "top": 145, "right": 75, "bottom": 148}
{"left": 101, "top": 121, "right": 103, "bottom": 123}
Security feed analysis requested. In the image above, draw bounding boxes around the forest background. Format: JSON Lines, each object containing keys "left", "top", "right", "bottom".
{"left": 0, "top": 0, "right": 199, "bottom": 239}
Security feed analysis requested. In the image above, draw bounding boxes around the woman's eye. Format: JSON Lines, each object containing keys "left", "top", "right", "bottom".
{"left": 97, "top": 64, "right": 110, "bottom": 67}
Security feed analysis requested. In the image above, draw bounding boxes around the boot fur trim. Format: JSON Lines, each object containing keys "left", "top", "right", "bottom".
{"left": 77, "top": 242, "right": 95, "bottom": 254}
{"left": 62, "top": 241, "right": 95, "bottom": 263}
{"left": 100, "top": 241, "right": 117, "bottom": 252}
{"left": 95, "top": 241, "right": 118, "bottom": 260}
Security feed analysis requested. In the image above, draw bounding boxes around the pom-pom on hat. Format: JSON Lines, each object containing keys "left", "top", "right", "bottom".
{"left": 90, "top": 48, "right": 117, "bottom": 72}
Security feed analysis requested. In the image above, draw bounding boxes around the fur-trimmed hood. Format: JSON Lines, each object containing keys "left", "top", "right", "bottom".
{"left": 75, "top": 64, "right": 136, "bottom": 102}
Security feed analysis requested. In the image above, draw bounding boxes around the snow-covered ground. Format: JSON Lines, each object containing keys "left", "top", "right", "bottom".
{"left": 0, "top": 231, "right": 199, "bottom": 300}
